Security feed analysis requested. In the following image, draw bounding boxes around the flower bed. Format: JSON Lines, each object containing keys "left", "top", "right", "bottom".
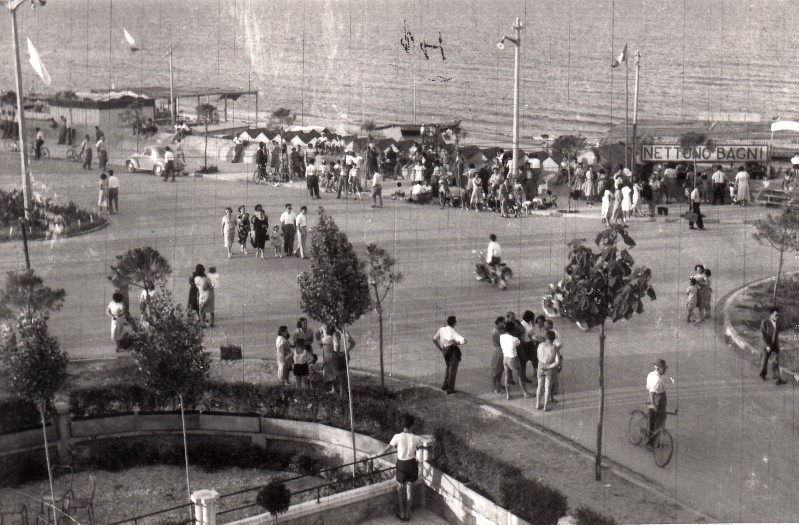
{"left": 0, "top": 188, "right": 106, "bottom": 242}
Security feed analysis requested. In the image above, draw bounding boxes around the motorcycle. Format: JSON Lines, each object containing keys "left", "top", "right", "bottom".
{"left": 474, "top": 251, "right": 513, "bottom": 290}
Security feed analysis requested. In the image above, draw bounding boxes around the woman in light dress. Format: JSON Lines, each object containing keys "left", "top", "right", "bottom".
{"left": 106, "top": 292, "right": 125, "bottom": 352}
{"left": 632, "top": 181, "right": 643, "bottom": 217}
{"left": 98, "top": 173, "right": 108, "bottom": 212}
{"left": 621, "top": 183, "right": 633, "bottom": 221}
{"left": 275, "top": 326, "right": 293, "bottom": 385}
{"left": 582, "top": 167, "right": 596, "bottom": 206}
{"left": 734, "top": 166, "right": 751, "bottom": 205}
{"left": 601, "top": 189, "right": 613, "bottom": 225}
{"left": 221, "top": 207, "right": 235, "bottom": 259}
{"left": 193, "top": 264, "right": 215, "bottom": 327}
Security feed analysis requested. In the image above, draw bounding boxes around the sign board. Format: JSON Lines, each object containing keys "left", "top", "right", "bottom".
{"left": 641, "top": 144, "right": 769, "bottom": 163}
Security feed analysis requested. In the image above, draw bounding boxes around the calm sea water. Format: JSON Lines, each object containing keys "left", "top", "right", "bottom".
{"left": 1, "top": 0, "right": 798, "bottom": 147}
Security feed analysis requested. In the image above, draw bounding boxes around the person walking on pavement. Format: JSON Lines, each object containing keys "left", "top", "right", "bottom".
{"left": 760, "top": 307, "right": 787, "bottom": 385}
{"left": 94, "top": 125, "right": 105, "bottom": 143}
{"left": 376, "top": 414, "right": 428, "bottom": 523}
{"left": 107, "top": 169, "right": 120, "bottom": 214}
{"left": 646, "top": 358, "right": 669, "bottom": 445}
{"left": 688, "top": 183, "right": 704, "bottom": 230}
{"left": 293, "top": 206, "right": 308, "bottom": 259}
{"left": 81, "top": 134, "right": 93, "bottom": 170}
{"left": 96, "top": 138, "right": 108, "bottom": 171}
{"left": 536, "top": 331, "right": 561, "bottom": 411}
{"left": 279, "top": 203, "right": 297, "bottom": 257}
{"left": 163, "top": 146, "right": 176, "bottom": 182}
{"left": 711, "top": 165, "right": 727, "bottom": 205}
{"left": 490, "top": 316, "right": 506, "bottom": 393}
{"left": 432, "top": 315, "right": 466, "bottom": 395}
{"left": 371, "top": 168, "right": 383, "bottom": 208}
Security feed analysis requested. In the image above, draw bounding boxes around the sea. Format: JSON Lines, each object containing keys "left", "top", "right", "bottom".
{"left": 1, "top": 0, "right": 798, "bottom": 148}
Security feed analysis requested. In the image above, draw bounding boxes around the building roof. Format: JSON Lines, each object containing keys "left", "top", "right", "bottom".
{"left": 112, "top": 86, "right": 257, "bottom": 100}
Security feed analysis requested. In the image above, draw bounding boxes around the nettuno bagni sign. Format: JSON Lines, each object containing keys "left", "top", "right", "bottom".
{"left": 641, "top": 143, "right": 769, "bottom": 163}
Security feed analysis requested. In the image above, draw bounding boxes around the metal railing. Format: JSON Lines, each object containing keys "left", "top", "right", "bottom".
{"left": 110, "top": 452, "right": 395, "bottom": 525}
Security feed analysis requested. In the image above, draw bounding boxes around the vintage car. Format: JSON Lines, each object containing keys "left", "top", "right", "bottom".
{"left": 125, "top": 146, "right": 185, "bottom": 176}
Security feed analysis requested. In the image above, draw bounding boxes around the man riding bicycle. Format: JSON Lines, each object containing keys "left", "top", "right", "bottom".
{"left": 646, "top": 358, "right": 668, "bottom": 446}
{"left": 255, "top": 142, "right": 269, "bottom": 178}
{"left": 478, "top": 233, "right": 502, "bottom": 281}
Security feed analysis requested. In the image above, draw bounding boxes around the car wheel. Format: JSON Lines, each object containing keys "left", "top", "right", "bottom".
{"left": 153, "top": 165, "right": 164, "bottom": 177}
{"left": 126, "top": 161, "right": 136, "bottom": 173}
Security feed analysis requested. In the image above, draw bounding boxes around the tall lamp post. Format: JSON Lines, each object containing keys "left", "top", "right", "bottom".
{"left": 8, "top": 0, "right": 44, "bottom": 227}
{"left": 497, "top": 17, "right": 524, "bottom": 180}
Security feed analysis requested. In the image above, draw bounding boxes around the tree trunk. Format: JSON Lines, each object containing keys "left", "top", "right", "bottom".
{"left": 178, "top": 394, "right": 193, "bottom": 522}
{"left": 377, "top": 306, "right": 385, "bottom": 387}
{"left": 204, "top": 123, "right": 208, "bottom": 169}
{"left": 595, "top": 322, "right": 606, "bottom": 481}
{"left": 773, "top": 246, "right": 785, "bottom": 306}
{"left": 40, "top": 406, "right": 58, "bottom": 525}
{"left": 342, "top": 325, "right": 358, "bottom": 482}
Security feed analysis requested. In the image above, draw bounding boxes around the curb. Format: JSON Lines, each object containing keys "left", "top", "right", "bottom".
{"left": 0, "top": 217, "right": 109, "bottom": 244}
{"left": 722, "top": 272, "right": 799, "bottom": 383}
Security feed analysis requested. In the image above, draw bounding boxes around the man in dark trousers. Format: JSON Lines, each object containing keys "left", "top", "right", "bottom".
{"left": 278, "top": 203, "right": 296, "bottom": 257}
{"left": 760, "top": 307, "right": 787, "bottom": 385}
{"left": 432, "top": 315, "right": 466, "bottom": 395}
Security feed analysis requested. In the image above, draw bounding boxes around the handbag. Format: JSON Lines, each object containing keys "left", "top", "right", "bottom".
{"left": 683, "top": 211, "right": 698, "bottom": 222}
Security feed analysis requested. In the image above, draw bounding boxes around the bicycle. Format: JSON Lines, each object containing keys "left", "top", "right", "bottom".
{"left": 628, "top": 405, "right": 678, "bottom": 467}
{"left": 65, "top": 146, "right": 85, "bottom": 162}
{"left": 252, "top": 165, "right": 281, "bottom": 186}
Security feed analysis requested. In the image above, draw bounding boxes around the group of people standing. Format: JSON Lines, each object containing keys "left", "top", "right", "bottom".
{"left": 275, "top": 317, "right": 357, "bottom": 395}
{"left": 188, "top": 264, "right": 218, "bottom": 327}
{"left": 221, "top": 203, "right": 309, "bottom": 260}
{"left": 686, "top": 264, "right": 713, "bottom": 323}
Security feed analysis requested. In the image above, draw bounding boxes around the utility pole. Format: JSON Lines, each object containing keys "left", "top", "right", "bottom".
{"left": 631, "top": 50, "right": 641, "bottom": 175}
{"left": 498, "top": 18, "right": 524, "bottom": 180}
{"left": 9, "top": 0, "right": 33, "bottom": 226}
{"left": 168, "top": 41, "right": 176, "bottom": 126}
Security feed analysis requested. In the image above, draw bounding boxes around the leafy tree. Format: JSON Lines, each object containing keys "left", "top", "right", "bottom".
{"left": 119, "top": 101, "right": 144, "bottom": 131}
{"left": 551, "top": 134, "right": 587, "bottom": 163}
{"left": 753, "top": 207, "right": 799, "bottom": 305}
{"left": 0, "top": 311, "right": 68, "bottom": 523}
{"left": 256, "top": 481, "right": 291, "bottom": 524}
{"left": 361, "top": 119, "right": 377, "bottom": 139}
{"left": 298, "top": 207, "right": 371, "bottom": 474}
{"left": 543, "top": 224, "right": 655, "bottom": 481}
{"left": 1, "top": 90, "right": 16, "bottom": 105}
{"left": 366, "top": 242, "right": 403, "bottom": 387}
{"left": 196, "top": 103, "right": 218, "bottom": 170}
{"left": 131, "top": 283, "right": 209, "bottom": 403}
{"left": 108, "top": 247, "right": 171, "bottom": 314}
{"left": 0, "top": 269, "right": 65, "bottom": 319}
{"left": 271, "top": 107, "right": 296, "bottom": 129}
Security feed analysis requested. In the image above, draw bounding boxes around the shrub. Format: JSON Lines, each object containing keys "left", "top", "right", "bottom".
{"left": 289, "top": 453, "right": 320, "bottom": 475}
{"left": 0, "top": 398, "right": 41, "bottom": 434}
{"left": 430, "top": 428, "right": 568, "bottom": 525}
{"left": 573, "top": 505, "right": 617, "bottom": 525}
{"left": 256, "top": 481, "right": 291, "bottom": 516}
{"left": 0, "top": 188, "right": 102, "bottom": 242}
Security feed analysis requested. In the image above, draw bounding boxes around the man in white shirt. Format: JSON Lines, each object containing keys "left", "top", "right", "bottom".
{"left": 711, "top": 165, "right": 726, "bottom": 205}
{"left": 500, "top": 320, "right": 530, "bottom": 400}
{"left": 478, "top": 233, "right": 502, "bottom": 281}
{"left": 432, "top": 315, "right": 467, "bottom": 394}
{"left": 371, "top": 169, "right": 383, "bottom": 208}
{"left": 163, "top": 146, "right": 176, "bottom": 182}
{"left": 647, "top": 358, "right": 668, "bottom": 445}
{"left": 34, "top": 127, "right": 45, "bottom": 160}
{"left": 279, "top": 203, "right": 297, "bottom": 257}
{"left": 688, "top": 183, "right": 704, "bottom": 230}
{"left": 293, "top": 206, "right": 308, "bottom": 259}
{"left": 377, "top": 414, "right": 428, "bottom": 522}
{"left": 107, "top": 169, "right": 120, "bottom": 214}
{"left": 536, "top": 331, "right": 561, "bottom": 411}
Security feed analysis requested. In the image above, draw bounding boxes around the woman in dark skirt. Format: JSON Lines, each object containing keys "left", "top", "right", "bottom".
{"left": 187, "top": 271, "right": 200, "bottom": 321}
{"left": 236, "top": 205, "right": 250, "bottom": 255}
{"left": 251, "top": 207, "right": 269, "bottom": 258}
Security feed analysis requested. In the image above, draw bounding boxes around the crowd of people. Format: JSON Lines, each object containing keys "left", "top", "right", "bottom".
{"left": 221, "top": 203, "right": 309, "bottom": 260}
{"left": 275, "top": 317, "right": 357, "bottom": 395}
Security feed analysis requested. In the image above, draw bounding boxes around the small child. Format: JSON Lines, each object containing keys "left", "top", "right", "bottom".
{"left": 392, "top": 182, "right": 406, "bottom": 201}
{"left": 686, "top": 277, "right": 702, "bottom": 323}
{"left": 207, "top": 266, "right": 219, "bottom": 291}
{"left": 271, "top": 226, "right": 283, "bottom": 257}
{"left": 292, "top": 339, "right": 315, "bottom": 389}
{"left": 729, "top": 182, "right": 738, "bottom": 205}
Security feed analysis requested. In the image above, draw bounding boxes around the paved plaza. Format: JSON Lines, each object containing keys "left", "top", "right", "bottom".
{"left": 1, "top": 154, "right": 798, "bottom": 522}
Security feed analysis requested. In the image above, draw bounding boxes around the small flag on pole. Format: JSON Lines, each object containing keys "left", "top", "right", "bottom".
{"left": 27, "top": 38, "right": 51, "bottom": 86}
{"left": 611, "top": 43, "right": 627, "bottom": 68}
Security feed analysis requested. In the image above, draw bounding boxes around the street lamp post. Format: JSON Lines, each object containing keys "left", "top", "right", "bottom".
{"left": 8, "top": 0, "right": 39, "bottom": 227}
{"left": 498, "top": 17, "right": 524, "bottom": 180}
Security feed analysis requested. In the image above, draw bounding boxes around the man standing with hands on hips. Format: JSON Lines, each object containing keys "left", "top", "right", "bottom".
{"left": 433, "top": 315, "right": 466, "bottom": 395}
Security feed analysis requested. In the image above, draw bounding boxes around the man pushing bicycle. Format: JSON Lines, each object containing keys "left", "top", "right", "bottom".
{"left": 646, "top": 358, "right": 668, "bottom": 447}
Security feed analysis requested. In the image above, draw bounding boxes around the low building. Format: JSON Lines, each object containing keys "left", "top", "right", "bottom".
{"left": 48, "top": 91, "right": 155, "bottom": 129}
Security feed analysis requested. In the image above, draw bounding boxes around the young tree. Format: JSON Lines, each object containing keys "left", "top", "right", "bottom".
{"left": 543, "top": 224, "right": 655, "bottom": 481}
{"left": 256, "top": 481, "right": 291, "bottom": 524}
{"left": 298, "top": 207, "right": 371, "bottom": 472}
{"left": 753, "top": 207, "right": 799, "bottom": 305}
{"left": 271, "top": 107, "right": 296, "bottom": 129}
{"left": 0, "top": 311, "right": 69, "bottom": 523}
{"left": 551, "top": 135, "right": 588, "bottom": 212}
{"left": 108, "top": 247, "right": 171, "bottom": 314}
{"left": 0, "top": 269, "right": 65, "bottom": 319}
{"left": 366, "top": 242, "right": 403, "bottom": 387}
{"left": 196, "top": 103, "right": 218, "bottom": 170}
{"left": 361, "top": 119, "right": 377, "bottom": 140}
{"left": 130, "top": 283, "right": 209, "bottom": 504}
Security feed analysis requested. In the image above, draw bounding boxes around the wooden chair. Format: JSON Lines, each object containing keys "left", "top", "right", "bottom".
{"left": 65, "top": 475, "right": 96, "bottom": 525}
{"left": 0, "top": 502, "right": 28, "bottom": 525}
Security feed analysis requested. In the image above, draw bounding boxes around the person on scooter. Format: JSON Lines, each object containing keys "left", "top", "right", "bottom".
{"left": 478, "top": 233, "right": 502, "bottom": 281}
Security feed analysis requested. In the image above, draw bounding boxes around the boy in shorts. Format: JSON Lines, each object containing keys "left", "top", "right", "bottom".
{"left": 377, "top": 414, "right": 427, "bottom": 522}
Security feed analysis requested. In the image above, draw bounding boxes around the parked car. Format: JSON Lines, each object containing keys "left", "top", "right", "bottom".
{"left": 125, "top": 146, "right": 185, "bottom": 176}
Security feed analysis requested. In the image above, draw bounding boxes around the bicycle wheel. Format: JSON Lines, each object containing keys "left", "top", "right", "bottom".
{"left": 252, "top": 169, "right": 261, "bottom": 184}
{"left": 65, "top": 148, "right": 76, "bottom": 161}
{"left": 653, "top": 428, "right": 673, "bottom": 467}
{"left": 627, "top": 410, "right": 647, "bottom": 445}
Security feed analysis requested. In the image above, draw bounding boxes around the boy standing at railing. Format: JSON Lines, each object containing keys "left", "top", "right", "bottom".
{"left": 377, "top": 414, "right": 428, "bottom": 522}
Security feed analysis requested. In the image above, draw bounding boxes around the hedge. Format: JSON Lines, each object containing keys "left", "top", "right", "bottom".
{"left": 0, "top": 398, "right": 42, "bottom": 434}
{"left": 430, "top": 427, "right": 568, "bottom": 525}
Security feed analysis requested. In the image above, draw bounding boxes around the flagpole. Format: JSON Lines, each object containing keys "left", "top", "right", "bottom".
{"left": 632, "top": 50, "right": 641, "bottom": 175}
{"left": 625, "top": 49, "right": 630, "bottom": 170}
{"left": 9, "top": 1, "right": 33, "bottom": 227}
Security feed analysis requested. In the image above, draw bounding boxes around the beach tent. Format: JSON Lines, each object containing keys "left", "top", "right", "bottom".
{"left": 542, "top": 156, "right": 560, "bottom": 171}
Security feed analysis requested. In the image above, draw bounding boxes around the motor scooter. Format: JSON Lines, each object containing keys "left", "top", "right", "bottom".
{"left": 475, "top": 251, "right": 513, "bottom": 290}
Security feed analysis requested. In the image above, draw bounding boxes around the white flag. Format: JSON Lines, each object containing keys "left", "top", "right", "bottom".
{"left": 27, "top": 38, "right": 51, "bottom": 86}
{"left": 611, "top": 43, "right": 627, "bottom": 68}
{"left": 771, "top": 121, "right": 799, "bottom": 133}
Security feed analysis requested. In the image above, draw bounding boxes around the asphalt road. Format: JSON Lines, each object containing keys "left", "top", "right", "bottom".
{"left": 1, "top": 153, "right": 797, "bottom": 522}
